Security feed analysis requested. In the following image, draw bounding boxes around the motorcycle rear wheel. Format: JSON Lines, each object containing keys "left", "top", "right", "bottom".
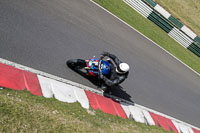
{"left": 67, "top": 59, "right": 86, "bottom": 69}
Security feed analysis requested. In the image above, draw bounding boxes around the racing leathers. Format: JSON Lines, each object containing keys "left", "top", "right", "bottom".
{"left": 100, "top": 52, "right": 129, "bottom": 88}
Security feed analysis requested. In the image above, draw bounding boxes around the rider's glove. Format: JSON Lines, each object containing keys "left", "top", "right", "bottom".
{"left": 100, "top": 55, "right": 104, "bottom": 60}
{"left": 99, "top": 72, "right": 104, "bottom": 79}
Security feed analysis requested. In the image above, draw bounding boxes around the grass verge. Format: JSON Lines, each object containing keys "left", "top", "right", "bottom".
{"left": 93, "top": 0, "right": 200, "bottom": 74}
{"left": 0, "top": 88, "right": 170, "bottom": 133}
{"left": 155, "top": 0, "right": 200, "bottom": 37}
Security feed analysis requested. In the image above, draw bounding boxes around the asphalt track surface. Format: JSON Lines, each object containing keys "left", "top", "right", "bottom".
{"left": 0, "top": 0, "right": 200, "bottom": 127}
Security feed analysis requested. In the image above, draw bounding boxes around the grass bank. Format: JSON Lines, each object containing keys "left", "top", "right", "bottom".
{"left": 93, "top": 0, "right": 200, "bottom": 75}
{"left": 155, "top": 0, "right": 200, "bottom": 37}
{"left": 0, "top": 89, "right": 169, "bottom": 133}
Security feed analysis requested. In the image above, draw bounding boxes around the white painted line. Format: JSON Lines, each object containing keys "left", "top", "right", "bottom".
{"left": 89, "top": 0, "right": 200, "bottom": 78}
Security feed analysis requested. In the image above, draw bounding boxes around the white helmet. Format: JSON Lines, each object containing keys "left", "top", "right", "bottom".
{"left": 116, "top": 63, "right": 130, "bottom": 74}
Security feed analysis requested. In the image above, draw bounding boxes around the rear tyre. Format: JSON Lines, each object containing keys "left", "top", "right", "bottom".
{"left": 67, "top": 59, "right": 86, "bottom": 69}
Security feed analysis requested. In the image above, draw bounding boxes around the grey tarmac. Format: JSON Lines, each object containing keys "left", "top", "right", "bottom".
{"left": 0, "top": 0, "right": 200, "bottom": 127}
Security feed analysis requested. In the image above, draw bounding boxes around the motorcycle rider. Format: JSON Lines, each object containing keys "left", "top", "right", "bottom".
{"left": 99, "top": 51, "right": 130, "bottom": 91}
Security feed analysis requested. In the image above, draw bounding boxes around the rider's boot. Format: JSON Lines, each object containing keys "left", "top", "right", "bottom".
{"left": 98, "top": 85, "right": 107, "bottom": 92}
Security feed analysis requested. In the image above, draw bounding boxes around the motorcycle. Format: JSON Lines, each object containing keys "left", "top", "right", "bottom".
{"left": 66, "top": 56, "right": 110, "bottom": 78}
{"left": 67, "top": 56, "right": 131, "bottom": 102}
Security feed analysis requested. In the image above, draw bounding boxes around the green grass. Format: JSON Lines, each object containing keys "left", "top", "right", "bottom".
{"left": 0, "top": 89, "right": 170, "bottom": 133}
{"left": 155, "top": 0, "right": 200, "bottom": 37}
{"left": 94, "top": 0, "right": 200, "bottom": 74}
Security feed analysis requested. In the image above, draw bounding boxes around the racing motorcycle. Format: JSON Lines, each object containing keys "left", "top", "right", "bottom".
{"left": 66, "top": 56, "right": 110, "bottom": 78}
{"left": 67, "top": 56, "right": 124, "bottom": 101}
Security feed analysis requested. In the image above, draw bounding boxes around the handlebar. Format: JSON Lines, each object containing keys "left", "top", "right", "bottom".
{"left": 98, "top": 54, "right": 105, "bottom": 72}
{"left": 98, "top": 60, "right": 102, "bottom": 73}
{"left": 98, "top": 56, "right": 104, "bottom": 79}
